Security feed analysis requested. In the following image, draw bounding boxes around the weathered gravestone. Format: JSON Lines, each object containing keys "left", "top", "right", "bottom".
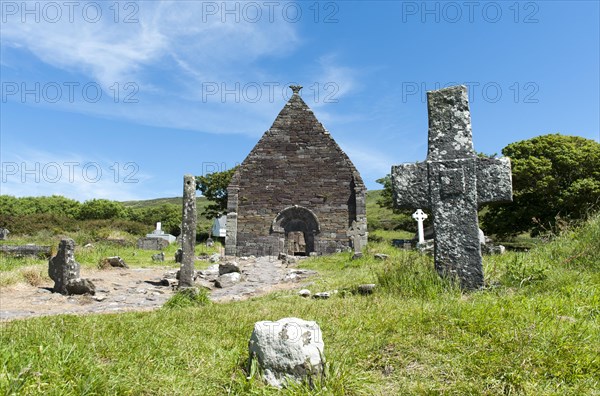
{"left": 392, "top": 85, "right": 513, "bottom": 290}
{"left": 179, "top": 174, "right": 197, "bottom": 289}
{"left": 348, "top": 220, "right": 368, "bottom": 256}
{"left": 136, "top": 237, "right": 169, "bottom": 250}
{"left": 137, "top": 221, "right": 176, "bottom": 250}
{"left": 48, "top": 239, "right": 80, "bottom": 294}
{"left": 0, "top": 228, "right": 9, "bottom": 240}
{"left": 174, "top": 248, "right": 183, "bottom": 263}
{"left": 48, "top": 238, "right": 95, "bottom": 295}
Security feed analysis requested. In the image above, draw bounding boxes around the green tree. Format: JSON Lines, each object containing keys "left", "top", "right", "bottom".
{"left": 483, "top": 134, "right": 600, "bottom": 236}
{"left": 375, "top": 175, "right": 396, "bottom": 213}
{"left": 34, "top": 195, "right": 81, "bottom": 218}
{"left": 130, "top": 204, "right": 182, "bottom": 235}
{"left": 78, "top": 199, "right": 128, "bottom": 220}
{"left": 195, "top": 166, "right": 238, "bottom": 220}
{"left": 0, "top": 195, "right": 81, "bottom": 217}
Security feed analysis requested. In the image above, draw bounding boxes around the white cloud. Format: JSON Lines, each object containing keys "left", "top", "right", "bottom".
{"left": 1, "top": 2, "right": 298, "bottom": 86}
{"left": 0, "top": 148, "right": 152, "bottom": 201}
{"left": 0, "top": 1, "right": 315, "bottom": 135}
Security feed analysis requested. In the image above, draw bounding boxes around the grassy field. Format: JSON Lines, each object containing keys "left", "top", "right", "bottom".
{"left": 1, "top": 213, "right": 598, "bottom": 395}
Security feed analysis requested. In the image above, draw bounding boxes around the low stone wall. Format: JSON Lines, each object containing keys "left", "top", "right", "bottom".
{"left": 0, "top": 245, "right": 52, "bottom": 258}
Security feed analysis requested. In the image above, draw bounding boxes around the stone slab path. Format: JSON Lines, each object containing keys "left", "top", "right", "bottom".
{"left": 0, "top": 256, "right": 315, "bottom": 322}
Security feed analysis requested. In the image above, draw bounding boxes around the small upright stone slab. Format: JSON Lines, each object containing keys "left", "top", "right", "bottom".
{"left": 392, "top": 85, "right": 513, "bottom": 290}
{"left": 48, "top": 239, "right": 80, "bottom": 294}
{"left": 0, "top": 228, "right": 9, "bottom": 240}
{"left": 347, "top": 220, "right": 368, "bottom": 255}
{"left": 179, "top": 174, "right": 197, "bottom": 289}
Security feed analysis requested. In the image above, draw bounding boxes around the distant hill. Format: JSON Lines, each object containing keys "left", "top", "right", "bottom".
{"left": 121, "top": 196, "right": 213, "bottom": 233}
{"left": 121, "top": 197, "right": 208, "bottom": 209}
{"left": 366, "top": 189, "right": 413, "bottom": 231}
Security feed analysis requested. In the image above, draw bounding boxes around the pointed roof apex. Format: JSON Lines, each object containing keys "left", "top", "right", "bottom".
{"left": 290, "top": 85, "right": 303, "bottom": 95}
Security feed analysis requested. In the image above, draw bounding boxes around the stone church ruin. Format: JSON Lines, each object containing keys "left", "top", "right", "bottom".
{"left": 225, "top": 85, "right": 367, "bottom": 257}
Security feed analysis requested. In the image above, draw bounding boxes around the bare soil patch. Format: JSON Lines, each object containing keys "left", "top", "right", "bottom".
{"left": 0, "top": 256, "right": 315, "bottom": 321}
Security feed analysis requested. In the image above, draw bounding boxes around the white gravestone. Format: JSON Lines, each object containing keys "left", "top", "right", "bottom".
{"left": 146, "top": 220, "right": 176, "bottom": 243}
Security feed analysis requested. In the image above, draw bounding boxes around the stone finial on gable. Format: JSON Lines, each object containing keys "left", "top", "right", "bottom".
{"left": 290, "top": 85, "right": 303, "bottom": 95}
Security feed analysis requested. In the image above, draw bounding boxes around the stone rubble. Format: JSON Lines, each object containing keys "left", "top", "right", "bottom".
{"left": 216, "top": 272, "right": 242, "bottom": 288}
{"left": 357, "top": 284, "right": 376, "bottom": 295}
{"left": 99, "top": 256, "right": 129, "bottom": 269}
{"left": 65, "top": 278, "right": 96, "bottom": 295}
{"left": 219, "top": 262, "right": 241, "bottom": 275}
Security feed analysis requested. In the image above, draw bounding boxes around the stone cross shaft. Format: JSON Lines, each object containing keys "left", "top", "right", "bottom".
{"left": 180, "top": 175, "right": 197, "bottom": 289}
{"left": 392, "top": 85, "right": 513, "bottom": 290}
{"left": 412, "top": 209, "right": 428, "bottom": 244}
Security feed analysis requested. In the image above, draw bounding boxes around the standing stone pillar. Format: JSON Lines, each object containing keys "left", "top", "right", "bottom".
{"left": 180, "top": 174, "right": 197, "bottom": 288}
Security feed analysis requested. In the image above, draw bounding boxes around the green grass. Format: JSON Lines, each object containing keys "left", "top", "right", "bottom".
{"left": 365, "top": 190, "right": 413, "bottom": 232}
{"left": 1, "top": 215, "right": 599, "bottom": 395}
{"left": 163, "top": 288, "right": 211, "bottom": 309}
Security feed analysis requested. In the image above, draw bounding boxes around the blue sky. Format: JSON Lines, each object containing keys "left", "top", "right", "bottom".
{"left": 1, "top": 0, "right": 599, "bottom": 201}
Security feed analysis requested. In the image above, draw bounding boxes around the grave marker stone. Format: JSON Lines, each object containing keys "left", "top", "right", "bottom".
{"left": 392, "top": 85, "right": 513, "bottom": 289}
{"left": 348, "top": 220, "right": 368, "bottom": 255}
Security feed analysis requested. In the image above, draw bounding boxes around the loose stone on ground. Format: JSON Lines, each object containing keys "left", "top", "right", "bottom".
{"left": 248, "top": 317, "right": 325, "bottom": 388}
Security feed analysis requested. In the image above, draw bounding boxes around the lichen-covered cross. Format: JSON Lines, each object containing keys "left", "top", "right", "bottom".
{"left": 392, "top": 85, "right": 513, "bottom": 290}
